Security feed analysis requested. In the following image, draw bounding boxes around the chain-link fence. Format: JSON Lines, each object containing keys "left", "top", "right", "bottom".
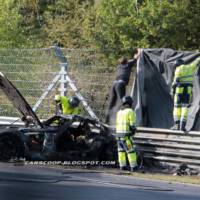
{"left": 0, "top": 47, "right": 135, "bottom": 121}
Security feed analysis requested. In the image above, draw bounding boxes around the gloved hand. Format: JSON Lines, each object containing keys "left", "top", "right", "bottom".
{"left": 130, "top": 125, "right": 137, "bottom": 135}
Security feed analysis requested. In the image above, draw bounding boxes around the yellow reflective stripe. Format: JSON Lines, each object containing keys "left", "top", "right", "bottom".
{"left": 173, "top": 107, "right": 181, "bottom": 120}
{"left": 175, "top": 87, "right": 184, "bottom": 93}
{"left": 174, "top": 66, "right": 182, "bottom": 79}
{"left": 128, "top": 109, "right": 135, "bottom": 126}
{"left": 177, "top": 64, "right": 196, "bottom": 82}
{"left": 127, "top": 152, "right": 137, "bottom": 167}
{"left": 181, "top": 107, "right": 189, "bottom": 119}
{"left": 174, "top": 95, "right": 178, "bottom": 103}
{"left": 60, "top": 96, "right": 68, "bottom": 114}
{"left": 118, "top": 152, "right": 126, "bottom": 167}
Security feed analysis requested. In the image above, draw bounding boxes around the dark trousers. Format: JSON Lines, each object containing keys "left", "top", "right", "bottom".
{"left": 105, "top": 80, "right": 126, "bottom": 124}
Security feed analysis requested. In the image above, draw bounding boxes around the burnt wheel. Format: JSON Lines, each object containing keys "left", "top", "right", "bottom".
{"left": 0, "top": 132, "right": 25, "bottom": 161}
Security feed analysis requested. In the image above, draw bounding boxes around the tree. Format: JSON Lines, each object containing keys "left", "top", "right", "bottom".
{"left": 85, "top": 0, "right": 142, "bottom": 53}
{"left": 0, "top": 0, "right": 27, "bottom": 47}
{"left": 1, "top": 0, "right": 200, "bottom": 51}
{"left": 87, "top": 0, "right": 200, "bottom": 52}
{"left": 39, "top": 0, "right": 95, "bottom": 48}
{"left": 137, "top": 0, "right": 200, "bottom": 50}
{"left": 8, "top": 0, "right": 95, "bottom": 48}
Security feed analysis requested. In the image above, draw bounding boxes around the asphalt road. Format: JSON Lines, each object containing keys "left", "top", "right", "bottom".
{"left": 0, "top": 162, "right": 200, "bottom": 200}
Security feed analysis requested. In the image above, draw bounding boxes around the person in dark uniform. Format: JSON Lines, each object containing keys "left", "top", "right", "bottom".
{"left": 105, "top": 49, "right": 141, "bottom": 125}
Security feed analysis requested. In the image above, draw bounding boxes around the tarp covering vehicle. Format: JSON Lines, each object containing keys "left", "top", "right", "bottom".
{"left": 107, "top": 48, "right": 200, "bottom": 131}
{"left": 133, "top": 48, "right": 200, "bottom": 131}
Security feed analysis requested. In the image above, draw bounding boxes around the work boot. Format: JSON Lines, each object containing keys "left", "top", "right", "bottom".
{"left": 180, "top": 121, "right": 186, "bottom": 131}
{"left": 130, "top": 166, "right": 138, "bottom": 172}
{"left": 120, "top": 166, "right": 127, "bottom": 171}
{"left": 171, "top": 123, "right": 180, "bottom": 130}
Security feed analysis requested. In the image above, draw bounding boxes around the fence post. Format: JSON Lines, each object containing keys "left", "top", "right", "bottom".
{"left": 33, "top": 74, "right": 60, "bottom": 112}
{"left": 54, "top": 46, "right": 99, "bottom": 121}
{"left": 53, "top": 44, "right": 68, "bottom": 96}
{"left": 59, "top": 62, "right": 68, "bottom": 96}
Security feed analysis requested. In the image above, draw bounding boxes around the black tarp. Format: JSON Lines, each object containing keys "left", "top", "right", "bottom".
{"left": 133, "top": 48, "right": 200, "bottom": 131}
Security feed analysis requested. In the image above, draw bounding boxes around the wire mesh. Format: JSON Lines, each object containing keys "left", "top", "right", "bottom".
{"left": 0, "top": 48, "right": 111, "bottom": 120}
{"left": 0, "top": 47, "right": 134, "bottom": 121}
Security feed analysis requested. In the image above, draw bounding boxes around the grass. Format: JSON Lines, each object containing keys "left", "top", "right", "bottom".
{"left": 99, "top": 168, "right": 200, "bottom": 185}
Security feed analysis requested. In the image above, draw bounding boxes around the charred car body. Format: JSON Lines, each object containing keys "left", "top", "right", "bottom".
{"left": 0, "top": 72, "right": 117, "bottom": 162}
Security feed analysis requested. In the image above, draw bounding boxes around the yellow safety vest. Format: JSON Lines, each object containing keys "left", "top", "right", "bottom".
{"left": 173, "top": 57, "right": 200, "bottom": 84}
{"left": 60, "top": 96, "right": 80, "bottom": 115}
{"left": 116, "top": 108, "right": 136, "bottom": 134}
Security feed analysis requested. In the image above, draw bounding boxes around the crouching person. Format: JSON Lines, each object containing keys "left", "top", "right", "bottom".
{"left": 54, "top": 95, "right": 81, "bottom": 115}
{"left": 116, "top": 96, "right": 137, "bottom": 172}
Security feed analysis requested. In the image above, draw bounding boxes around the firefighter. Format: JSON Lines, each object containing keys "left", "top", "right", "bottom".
{"left": 54, "top": 95, "right": 81, "bottom": 115}
{"left": 115, "top": 96, "right": 137, "bottom": 171}
{"left": 172, "top": 57, "right": 200, "bottom": 131}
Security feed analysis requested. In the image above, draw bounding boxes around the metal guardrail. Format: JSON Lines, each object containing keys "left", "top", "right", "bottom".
{"left": 0, "top": 117, "right": 200, "bottom": 170}
{"left": 0, "top": 116, "right": 23, "bottom": 125}
{"left": 134, "top": 127, "right": 200, "bottom": 170}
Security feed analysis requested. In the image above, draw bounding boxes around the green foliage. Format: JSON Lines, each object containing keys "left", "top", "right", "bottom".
{"left": 0, "top": 0, "right": 27, "bottom": 47}
{"left": 89, "top": 0, "right": 200, "bottom": 51}
{"left": 137, "top": 0, "right": 200, "bottom": 50}
{"left": 40, "top": 0, "right": 90, "bottom": 47}
{"left": 86, "top": 0, "right": 142, "bottom": 52}
{"left": 0, "top": 0, "right": 200, "bottom": 52}
{"left": 17, "top": 0, "right": 95, "bottom": 48}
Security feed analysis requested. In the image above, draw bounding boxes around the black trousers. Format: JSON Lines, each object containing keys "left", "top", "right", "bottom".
{"left": 105, "top": 80, "right": 126, "bottom": 124}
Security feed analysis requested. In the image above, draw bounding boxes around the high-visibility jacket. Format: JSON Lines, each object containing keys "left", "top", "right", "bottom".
{"left": 116, "top": 108, "right": 136, "bottom": 134}
{"left": 173, "top": 57, "right": 200, "bottom": 85}
{"left": 59, "top": 96, "right": 80, "bottom": 115}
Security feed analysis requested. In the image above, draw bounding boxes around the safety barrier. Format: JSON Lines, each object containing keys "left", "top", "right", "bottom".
{"left": 134, "top": 127, "right": 200, "bottom": 170}
{"left": 1, "top": 117, "right": 200, "bottom": 170}
{"left": 0, "top": 117, "right": 22, "bottom": 125}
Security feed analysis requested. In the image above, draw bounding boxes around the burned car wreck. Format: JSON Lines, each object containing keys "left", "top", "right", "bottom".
{"left": 0, "top": 72, "right": 117, "bottom": 162}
